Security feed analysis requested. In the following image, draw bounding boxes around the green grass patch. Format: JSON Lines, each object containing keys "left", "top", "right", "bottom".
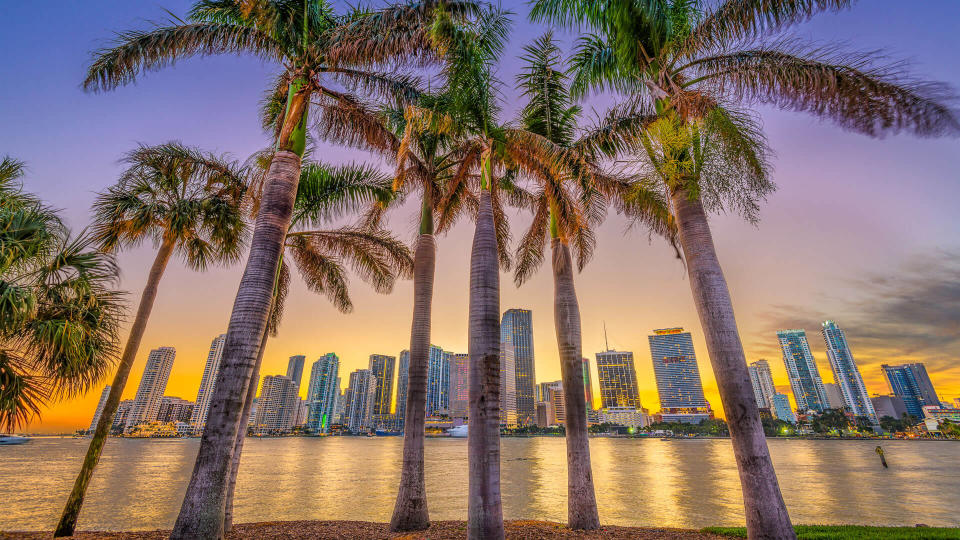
{"left": 701, "top": 525, "right": 960, "bottom": 539}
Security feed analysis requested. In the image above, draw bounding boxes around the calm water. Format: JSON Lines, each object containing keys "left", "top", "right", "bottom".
{"left": 1, "top": 437, "right": 958, "bottom": 531}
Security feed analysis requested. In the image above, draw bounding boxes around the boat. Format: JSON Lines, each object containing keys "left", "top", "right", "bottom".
{"left": 447, "top": 425, "right": 468, "bottom": 438}
{"left": 0, "top": 435, "right": 30, "bottom": 445}
{"left": 375, "top": 430, "right": 401, "bottom": 436}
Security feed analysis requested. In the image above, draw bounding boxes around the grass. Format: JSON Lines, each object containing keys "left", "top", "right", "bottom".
{"left": 702, "top": 525, "right": 960, "bottom": 539}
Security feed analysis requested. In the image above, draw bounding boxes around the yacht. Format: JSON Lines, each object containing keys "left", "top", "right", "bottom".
{"left": 0, "top": 435, "right": 29, "bottom": 445}
{"left": 447, "top": 425, "right": 468, "bottom": 438}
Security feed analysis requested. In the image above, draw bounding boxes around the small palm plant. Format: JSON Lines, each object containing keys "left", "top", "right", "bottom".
{"left": 531, "top": 1, "right": 959, "bottom": 537}
{"left": 0, "top": 157, "right": 123, "bottom": 433}
{"left": 56, "top": 143, "right": 247, "bottom": 537}
{"left": 223, "top": 154, "right": 412, "bottom": 532}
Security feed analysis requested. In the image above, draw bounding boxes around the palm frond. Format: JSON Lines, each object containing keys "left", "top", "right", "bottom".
{"left": 512, "top": 198, "right": 549, "bottom": 286}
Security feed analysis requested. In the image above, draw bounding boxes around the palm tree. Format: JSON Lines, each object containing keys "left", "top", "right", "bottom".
{"left": 223, "top": 156, "right": 412, "bottom": 531}
{"left": 79, "top": 2, "right": 440, "bottom": 536}
{"left": 531, "top": 1, "right": 959, "bottom": 537}
{"left": 511, "top": 33, "right": 674, "bottom": 530}
{"left": 0, "top": 157, "right": 123, "bottom": 433}
{"left": 55, "top": 143, "right": 247, "bottom": 537}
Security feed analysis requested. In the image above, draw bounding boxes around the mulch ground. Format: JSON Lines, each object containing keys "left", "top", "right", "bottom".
{"left": 2, "top": 520, "right": 726, "bottom": 539}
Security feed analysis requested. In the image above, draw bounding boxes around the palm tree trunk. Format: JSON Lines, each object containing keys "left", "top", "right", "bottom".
{"left": 223, "top": 325, "right": 269, "bottom": 532}
{"left": 170, "top": 150, "right": 301, "bottom": 540}
{"left": 55, "top": 237, "right": 176, "bottom": 537}
{"left": 670, "top": 187, "right": 795, "bottom": 540}
{"left": 467, "top": 190, "right": 504, "bottom": 540}
{"left": 390, "top": 232, "right": 435, "bottom": 532}
{"left": 550, "top": 238, "right": 600, "bottom": 530}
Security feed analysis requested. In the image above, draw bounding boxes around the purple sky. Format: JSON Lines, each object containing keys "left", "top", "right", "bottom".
{"left": 3, "top": 1, "right": 959, "bottom": 431}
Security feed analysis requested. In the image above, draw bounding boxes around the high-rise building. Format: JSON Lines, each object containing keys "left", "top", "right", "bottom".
{"left": 501, "top": 309, "right": 535, "bottom": 425}
{"left": 821, "top": 321, "right": 877, "bottom": 423}
{"left": 426, "top": 346, "right": 450, "bottom": 417}
{"left": 287, "top": 355, "right": 306, "bottom": 391}
{"left": 777, "top": 330, "right": 828, "bottom": 413}
{"left": 582, "top": 358, "right": 594, "bottom": 410}
{"left": 599, "top": 407, "right": 651, "bottom": 428}
{"left": 871, "top": 395, "right": 908, "bottom": 421}
{"left": 596, "top": 350, "right": 641, "bottom": 409}
{"left": 822, "top": 383, "right": 845, "bottom": 409}
{"left": 543, "top": 381, "right": 565, "bottom": 424}
{"left": 748, "top": 360, "right": 776, "bottom": 409}
{"left": 252, "top": 375, "right": 299, "bottom": 433}
{"left": 449, "top": 353, "right": 469, "bottom": 419}
{"left": 770, "top": 393, "right": 796, "bottom": 423}
{"left": 190, "top": 334, "right": 225, "bottom": 430}
{"left": 881, "top": 363, "right": 940, "bottom": 418}
{"left": 535, "top": 401, "right": 555, "bottom": 427}
{"left": 499, "top": 341, "right": 517, "bottom": 427}
{"left": 306, "top": 353, "right": 340, "bottom": 433}
{"left": 126, "top": 347, "right": 176, "bottom": 429}
{"left": 112, "top": 400, "right": 134, "bottom": 430}
{"left": 369, "top": 354, "right": 396, "bottom": 428}
{"left": 648, "top": 328, "right": 710, "bottom": 423}
{"left": 396, "top": 350, "right": 409, "bottom": 429}
{"left": 88, "top": 386, "right": 111, "bottom": 432}
{"left": 157, "top": 397, "right": 194, "bottom": 423}
{"left": 344, "top": 369, "right": 378, "bottom": 432}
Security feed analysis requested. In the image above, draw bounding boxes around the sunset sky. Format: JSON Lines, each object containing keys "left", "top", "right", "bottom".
{"left": 3, "top": 1, "right": 959, "bottom": 433}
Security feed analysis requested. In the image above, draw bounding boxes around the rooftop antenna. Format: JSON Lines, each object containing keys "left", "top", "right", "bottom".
{"left": 603, "top": 321, "right": 610, "bottom": 352}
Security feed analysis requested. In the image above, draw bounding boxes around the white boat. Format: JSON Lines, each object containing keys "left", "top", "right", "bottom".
{"left": 447, "top": 425, "right": 468, "bottom": 438}
{"left": 0, "top": 435, "right": 30, "bottom": 445}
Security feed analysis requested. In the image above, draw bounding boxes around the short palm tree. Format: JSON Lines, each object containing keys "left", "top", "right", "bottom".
{"left": 531, "top": 1, "right": 959, "bottom": 537}
{"left": 223, "top": 155, "right": 412, "bottom": 532}
{"left": 55, "top": 143, "right": 247, "bottom": 537}
{"left": 511, "top": 33, "right": 674, "bottom": 530}
{"left": 0, "top": 157, "right": 123, "bottom": 433}
{"left": 80, "top": 2, "right": 440, "bottom": 536}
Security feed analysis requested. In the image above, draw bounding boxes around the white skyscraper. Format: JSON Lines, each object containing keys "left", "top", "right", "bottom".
{"left": 344, "top": 369, "right": 377, "bottom": 433}
{"left": 190, "top": 334, "right": 226, "bottom": 431}
{"left": 821, "top": 320, "right": 877, "bottom": 423}
{"left": 777, "top": 330, "right": 829, "bottom": 413}
{"left": 126, "top": 347, "right": 175, "bottom": 429}
{"left": 748, "top": 360, "right": 777, "bottom": 409}
{"left": 252, "top": 375, "right": 300, "bottom": 434}
{"left": 499, "top": 338, "right": 518, "bottom": 427}
{"left": 88, "top": 386, "right": 111, "bottom": 432}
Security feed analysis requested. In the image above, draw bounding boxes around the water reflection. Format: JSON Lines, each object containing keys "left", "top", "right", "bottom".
{"left": 1, "top": 437, "right": 958, "bottom": 531}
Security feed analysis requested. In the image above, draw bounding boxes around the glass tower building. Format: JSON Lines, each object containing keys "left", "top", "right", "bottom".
{"left": 306, "top": 353, "right": 340, "bottom": 433}
{"left": 648, "top": 328, "right": 709, "bottom": 422}
{"left": 501, "top": 309, "right": 535, "bottom": 425}
{"left": 426, "top": 346, "right": 451, "bottom": 417}
{"left": 595, "top": 350, "right": 641, "bottom": 409}
{"left": 396, "top": 350, "right": 409, "bottom": 429}
{"left": 368, "top": 354, "right": 396, "bottom": 417}
{"left": 777, "top": 329, "right": 828, "bottom": 413}
{"left": 191, "top": 334, "right": 225, "bottom": 431}
{"left": 821, "top": 320, "right": 877, "bottom": 423}
{"left": 286, "top": 354, "right": 306, "bottom": 391}
{"left": 881, "top": 363, "right": 939, "bottom": 419}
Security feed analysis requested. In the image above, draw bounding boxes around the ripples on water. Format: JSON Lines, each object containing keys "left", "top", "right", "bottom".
{"left": 1, "top": 437, "right": 958, "bottom": 531}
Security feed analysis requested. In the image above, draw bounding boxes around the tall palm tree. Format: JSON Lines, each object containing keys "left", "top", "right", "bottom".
{"left": 511, "top": 33, "right": 674, "bottom": 530}
{"left": 55, "top": 143, "right": 247, "bottom": 537}
{"left": 0, "top": 157, "right": 123, "bottom": 433}
{"left": 531, "top": 1, "right": 959, "bottom": 537}
{"left": 79, "top": 2, "right": 439, "bottom": 536}
{"left": 223, "top": 156, "right": 412, "bottom": 531}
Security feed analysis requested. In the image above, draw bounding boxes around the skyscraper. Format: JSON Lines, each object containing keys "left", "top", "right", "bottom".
{"left": 777, "top": 330, "right": 828, "bottom": 413}
{"left": 770, "top": 393, "right": 796, "bottom": 423}
{"left": 501, "top": 309, "right": 535, "bottom": 425}
{"left": 190, "top": 334, "right": 225, "bottom": 431}
{"left": 88, "top": 386, "right": 111, "bottom": 432}
{"left": 881, "top": 363, "right": 940, "bottom": 418}
{"left": 499, "top": 341, "right": 517, "bottom": 427}
{"left": 596, "top": 350, "right": 641, "bottom": 409}
{"left": 157, "top": 397, "right": 194, "bottom": 423}
{"left": 306, "top": 353, "right": 340, "bottom": 433}
{"left": 541, "top": 380, "right": 565, "bottom": 424}
{"left": 821, "top": 320, "right": 877, "bottom": 423}
{"left": 344, "top": 369, "right": 378, "bottom": 432}
{"left": 112, "top": 400, "right": 134, "bottom": 430}
{"left": 747, "top": 359, "right": 776, "bottom": 409}
{"left": 286, "top": 354, "right": 306, "bottom": 391}
{"left": 126, "top": 347, "right": 176, "bottom": 429}
{"left": 396, "top": 350, "right": 409, "bottom": 429}
{"left": 252, "top": 375, "right": 299, "bottom": 433}
{"left": 822, "top": 382, "right": 845, "bottom": 409}
{"left": 426, "top": 345, "right": 450, "bottom": 417}
{"left": 449, "top": 353, "right": 469, "bottom": 419}
{"left": 648, "top": 328, "right": 710, "bottom": 423}
{"left": 581, "top": 358, "right": 594, "bottom": 410}
{"left": 369, "top": 354, "right": 396, "bottom": 428}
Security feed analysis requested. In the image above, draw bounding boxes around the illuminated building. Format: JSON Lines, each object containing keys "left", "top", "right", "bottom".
{"left": 449, "top": 353, "right": 469, "bottom": 419}
{"left": 777, "top": 330, "right": 828, "bottom": 413}
{"left": 306, "top": 353, "right": 340, "bottom": 433}
{"left": 501, "top": 309, "right": 535, "bottom": 425}
{"left": 253, "top": 375, "right": 299, "bottom": 434}
{"left": 190, "top": 334, "right": 225, "bottom": 431}
{"left": 369, "top": 354, "right": 396, "bottom": 428}
{"left": 748, "top": 359, "right": 776, "bottom": 409}
{"left": 595, "top": 350, "right": 641, "bottom": 409}
{"left": 821, "top": 321, "right": 877, "bottom": 423}
{"left": 156, "top": 397, "right": 193, "bottom": 423}
{"left": 286, "top": 354, "right": 306, "bottom": 391}
{"left": 344, "top": 369, "right": 378, "bottom": 432}
{"left": 499, "top": 343, "right": 517, "bottom": 427}
{"left": 648, "top": 328, "right": 710, "bottom": 423}
{"left": 881, "top": 363, "right": 940, "bottom": 418}
{"left": 599, "top": 407, "right": 650, "bottom": 428}
{"left": 426, "top": 346, "right": 451, "bottom": 417}
{"left": 770, "top": 393, "right": 796, "bottom": 423}
{"left": 126, "top": 347, "right": 176, "bottom": 429}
